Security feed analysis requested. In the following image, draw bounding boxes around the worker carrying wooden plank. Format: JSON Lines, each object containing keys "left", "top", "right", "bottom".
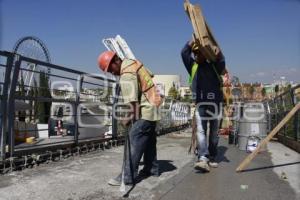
{"left": 182, "top": 38, "right": 228, "bottom": 172}
{"left": 182, "top": 1, "right": 229, "bottom": 172}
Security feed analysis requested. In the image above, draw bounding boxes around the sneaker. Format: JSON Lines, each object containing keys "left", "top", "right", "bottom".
{"left": 209, "top": 160, "right": 219, "bottom": 168}
{"left": 108, "top": 175, "right": 132, "bottom": 186}
{"left": 194, "top": 160, "right": 210, "bottom": 172}
{"left": 108, "top": 177, "right": 121, "bottom": 186}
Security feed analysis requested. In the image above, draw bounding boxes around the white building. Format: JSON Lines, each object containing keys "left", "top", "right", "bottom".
{"left": 179, "top": 86, "right": 192, "bottom": 99}
{"left": 153, "top": 75, "right": 181, "bottom": 97}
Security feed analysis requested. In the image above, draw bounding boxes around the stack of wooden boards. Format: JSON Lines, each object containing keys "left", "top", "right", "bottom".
{"left": 184, "top": 0, "right": 222, "bottom": 62}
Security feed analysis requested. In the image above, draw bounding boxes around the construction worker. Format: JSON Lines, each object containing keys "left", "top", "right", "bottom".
{"left": 97, "top": 51, "right": 161, "bottom": 185}
{"left": 181, "top": 39, "right": 228, "bottom": 172}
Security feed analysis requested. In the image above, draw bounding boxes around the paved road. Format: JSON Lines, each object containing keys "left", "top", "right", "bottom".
{"left": 152, "top": 138, "right": 300, "bottom": 200}
{"left": 0, "top": 129, "right": 299, "bottom": 200}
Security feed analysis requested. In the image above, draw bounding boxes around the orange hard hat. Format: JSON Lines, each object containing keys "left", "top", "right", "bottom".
{"left": 97, "top": 51, "right": 116, "bottom": 72}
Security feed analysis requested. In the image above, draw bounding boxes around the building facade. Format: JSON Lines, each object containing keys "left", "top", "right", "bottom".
{"left": 153, "top": 75, "right": 181, "bottom": 97}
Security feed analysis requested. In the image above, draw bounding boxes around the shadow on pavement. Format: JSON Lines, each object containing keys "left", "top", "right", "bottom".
{"left": 216, "top": 146, "right": 230, "bottom": 163}
{"left": 239, "top": 161, "right": 300, "bottom": 173}
{"left": 126, "top": 160, "right": 177, "bottom": 197}
{"left": 158, "top": 160, "right": 177, "bottom": 174}
{"left": 139, "top": 160, "right": 177, "bottom": 175}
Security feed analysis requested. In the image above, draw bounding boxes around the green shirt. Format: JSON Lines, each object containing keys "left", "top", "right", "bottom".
{"left": 119, "top": 59, "right": 161, "bottom": 121}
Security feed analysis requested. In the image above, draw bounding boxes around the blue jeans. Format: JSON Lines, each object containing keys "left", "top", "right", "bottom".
{"left": 123, "top": 119, "right": 158, "bottom": 183}
{"left": 195, "top": 104, "right": 220, "bottom": 161}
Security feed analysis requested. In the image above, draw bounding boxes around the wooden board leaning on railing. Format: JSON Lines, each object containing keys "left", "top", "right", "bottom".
{"left": 184, "top": 0, "right": 222, "bottom": 62}
{"left": 236, "top": 103, "right": 300, "bottom": 172}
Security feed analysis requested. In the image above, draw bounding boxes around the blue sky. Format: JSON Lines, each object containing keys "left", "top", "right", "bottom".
{"left": 1, "top": 0, "right": 299, "bottom": 85}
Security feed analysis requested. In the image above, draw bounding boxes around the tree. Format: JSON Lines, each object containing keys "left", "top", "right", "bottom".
{"left": 28, "top": 78, "right": 36, "bottom": 122}
{"left": 274, "top": 85, "right": 279, "bottom": 96}
{"left": 261, "top": 87, "right": 266, "bottom": 99}
{"left": 284, "top": 84, "right": 292, "bottom": 92}
{"left": 37, "top": 72, "right": 52, "bottom": 123}
{"left": 168, "top": 86, "right": 179, "bottom": 100}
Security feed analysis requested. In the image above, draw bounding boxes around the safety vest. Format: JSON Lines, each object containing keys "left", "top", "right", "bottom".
{"left": 188, "top": 62, "right": 224, "bottom": 103}
{"left": 120, "top": 59, "right": 162, "bottom": 107}
{"left": 188, "top": 62, "right": 223, "bottom": 86}
{"left": 188, "top": 63, "right": 199, "bottom": 85}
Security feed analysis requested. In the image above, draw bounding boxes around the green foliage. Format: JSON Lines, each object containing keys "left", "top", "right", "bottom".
{"left": 261, "top": 87, "right": 266, "bottom": 97}
{"left": 284, "top": 84, "right": 292, "bottom": 93}
{"left": 37, "top": 72, "right": 52, "bottom": 123}
{"left": 168, "top": 86, "right": 179, "bottom": 100}
{"left": 274, "top": 85, "right": 279, "bottom": 94}
{"left": 28, "top": 78, "right": 36, "bottom": 122}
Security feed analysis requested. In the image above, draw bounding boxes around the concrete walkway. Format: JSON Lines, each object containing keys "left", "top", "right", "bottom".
{"left": 0, "top": 129, "right": 299, "bottom": 200}
{"left": 153, "top": 137, "right": 300, "bottom": 200}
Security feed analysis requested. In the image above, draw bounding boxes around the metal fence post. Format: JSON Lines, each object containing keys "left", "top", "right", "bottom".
{"left": 275, "top": 99, "right": 279, "bottom": 135}
{"left": 291, "top": 88, "right": 299, "bottom": 141}
{"left": 112, "top": 83, "right": 120, "bottom": 139}
{"left": 0, "top": 52, "right": 14, "bottom": 161}
{"left": 266, "top": 102, "right": 271, "bottom": 133}
{"left": 74, "top": 75, "right": 83, "bottom": 145}
{"left": 280, "top": 96, "right": 287, "bottom": 137}
{"left": 7, "top": 55, "right": 21, "bottom": 158}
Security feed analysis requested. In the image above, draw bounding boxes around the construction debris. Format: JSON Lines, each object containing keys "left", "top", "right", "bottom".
{"left": 240, "top": 185, "right": 249, "bottom": 191}
{"left": 281, "top": 172, "right": 288, "bottom": 180}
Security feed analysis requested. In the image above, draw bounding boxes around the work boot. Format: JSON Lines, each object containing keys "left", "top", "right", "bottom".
{"left": 194, "top": 160, "right": 210, "bottom": 172}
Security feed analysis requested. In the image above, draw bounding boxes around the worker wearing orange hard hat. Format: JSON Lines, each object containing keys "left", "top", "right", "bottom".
{"left": 97, "top": 51, "right": 162, "bottom": 186}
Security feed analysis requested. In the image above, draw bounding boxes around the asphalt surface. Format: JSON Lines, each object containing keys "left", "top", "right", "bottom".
{"left": 0, "top": 129, "right": 299, "bottom": 200}
{"left": 153, "top": 138, "right": 300, "bottom": 200}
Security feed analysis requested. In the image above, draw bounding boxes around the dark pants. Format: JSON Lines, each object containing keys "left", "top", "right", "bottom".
{"left": 123, "top": 119, "right": 158, "bottom": 183}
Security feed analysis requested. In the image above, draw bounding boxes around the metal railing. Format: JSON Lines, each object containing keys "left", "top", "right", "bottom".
{"left": 0, "top": 51, "right": 118, "bottom": 161}
{"left": 263, "top": 85, "right": 300, "bottom": 150}
{"left": 0, "top": 51, "right": 191, "bottom": 166}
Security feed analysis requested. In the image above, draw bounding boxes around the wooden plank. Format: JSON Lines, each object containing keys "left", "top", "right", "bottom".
{"left": 193, "top": 5, "right": 210, "bottom": 46}
{"left": 193, "top": 33, "right": 212, "bottom": 59}
{"left": 236, "top": 103, "right": 300, "bottom": 172}
{"left": 205, "top": 22, "right": 220, "bottom": 50}
{"left": 183, "top": 2, "right": 190, "bottom": 18}
{"left": 205, "top": 22, "right": 221, "bottom": 56}
{"left": 189, "top": 5, "right": 215, "bottom": 60}
{"left": 183, "top": 0, "right": 222, "bottom": 62}
{"left": 194, "top": 5, "right": 219, "bottom": 60}
{"left": 203, "top": 41, "right": 216, "bottom": 60}
{"left": 188, "top": 5, "right": 203, "bottom": 46}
